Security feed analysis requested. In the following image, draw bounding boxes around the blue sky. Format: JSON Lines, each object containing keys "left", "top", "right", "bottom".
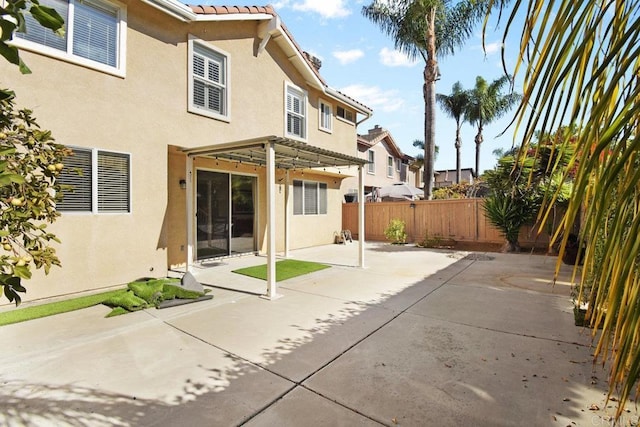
{"left": 201, "top": 1, "right": 525, "bottom": 174}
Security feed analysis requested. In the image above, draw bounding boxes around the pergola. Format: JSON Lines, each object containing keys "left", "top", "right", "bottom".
{"left": 183, "top": 135, "right": 367, "bottom": 299}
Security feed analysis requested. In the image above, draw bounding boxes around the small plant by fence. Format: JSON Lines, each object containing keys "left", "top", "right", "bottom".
{"left": 342, "top": 198, "right": 550, "bottom": 248}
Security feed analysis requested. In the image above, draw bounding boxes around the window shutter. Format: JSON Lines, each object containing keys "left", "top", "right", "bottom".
{"left": 73, "top": 0, "right": 118, "bottom": 67}
{"left": 58, "top": 147, "right": 92, "bottom": 211}
{"left": 293, "top": 180, "right": 303, "bottom": 214}
{"left": 319, "top": 183, "right": 327, "bottom": 214}
{"left": 193, "top": 45, "right": 226, "bottom": 115}
{"left": 16, "top": 0, "right": 68, "bottom": 51}
{"left": 304, "top": 181, "right": 317, "bottom": 215}
{"left": 286, "top": 87, "right": 305, "bottom": 138}
{"left": 97, "top": 151, "right": 130, "bottom": 212}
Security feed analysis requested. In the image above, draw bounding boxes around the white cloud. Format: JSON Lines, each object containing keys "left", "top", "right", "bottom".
{"left": 483, "top": 41, "right": 502, "bottom": 55}
{"left": 270, "top": 1, "right": 289, "bottom": 9}
{"left": 379, "top": 47, "right": 418, "bottom": 67}
{"left": 333, "top": 49, "right": 364, "bottom": 65}
{"left": 291, "top": 0, "right": 351, "bottom": 19}
{"left": 339, "top": 84, "right": 404, "bottom": 113}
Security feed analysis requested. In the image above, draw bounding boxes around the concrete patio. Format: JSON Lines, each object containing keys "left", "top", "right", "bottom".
{"left": 0, "top": 242, "right": 637, "bottom": 426}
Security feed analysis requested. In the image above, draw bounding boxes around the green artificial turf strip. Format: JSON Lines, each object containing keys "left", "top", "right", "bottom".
{"left": 0, "top": 288, "right": 127, "bottom": 326}
{"left": 102, "top": 290, "right": 148, "bottom": 312}
{"left": 233, "top": 259, "right": 330, "bottom": 282}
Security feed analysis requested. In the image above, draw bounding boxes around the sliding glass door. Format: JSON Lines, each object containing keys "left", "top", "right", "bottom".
{"left": 196, "top": 170, "right": 256, "bottom": 260}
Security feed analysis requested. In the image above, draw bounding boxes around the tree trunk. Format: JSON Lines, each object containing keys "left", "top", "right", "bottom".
{"left": 423, "top": 8, "right": 437, "bottom": 200}
{"left": 474, "top": 125, "right": 483, "bottom": 178}
{"left": 455, "top": 124, "right": 461, "bottom": 184}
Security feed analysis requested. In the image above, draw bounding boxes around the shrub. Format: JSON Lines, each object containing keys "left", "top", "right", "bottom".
{"left": 384, "top": 219, "right": 407, "bottom": 244}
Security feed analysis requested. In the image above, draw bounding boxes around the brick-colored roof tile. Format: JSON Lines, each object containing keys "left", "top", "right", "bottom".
{"left": 188, "top": 5, "right": 276, "bottom": 16}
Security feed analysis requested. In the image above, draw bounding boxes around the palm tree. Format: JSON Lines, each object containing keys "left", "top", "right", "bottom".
{"left": 465, "top": 75, "right": 521, "bottom": 178}
{"left": 436, "top": 81, "right": 469, "bottom": 183}
{"left": 362, "top": 0, "right": 489, "bottom": 199}
{"left": 411, "top": 139, "right": 438, "bottom": 169}
{"left": 487, "top": 0, "right": 640, "bottom": 417}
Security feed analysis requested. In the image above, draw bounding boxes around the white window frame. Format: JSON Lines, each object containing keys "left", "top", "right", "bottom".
{"left": 285, "top": 82, "right": 307, "bottom": 141}
{"left": 11, "top": 0, "right": 127, "bottom": 77}
{"left": 396, "top": 158, "right": 401, "bottom": 172}
{"left": 387, "top": 156, "right": 394, "bottom": 177}
{"left": 188, "top": 36, "right": 231, "bottom": 122}
{"left": 336, "top": 105, "right": 355, "bottom": 124}
{"left": 318, "top": 99, "right": 332, "bottom": 133}
{"left": 57, "top": 146, "right": 132, "bottom": 214}
{"left": 293, "top": 180, "right": 327, "bottom": 215}
{"left": 367, "top": 150, "right": 375, "bottom": 174}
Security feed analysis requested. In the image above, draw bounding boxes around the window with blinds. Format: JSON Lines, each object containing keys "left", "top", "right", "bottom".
{"left": 57, "top": 147, "right": 92, "bottom": 211}
{"left": 286, "top": 84, "right": 306, "bottom": 139}
{"left": 97, "top": 151, "right": 130, "bottom": 212}
{"left": 387, "top": 156, "right": 393, "bottom": 177}
{"left": 57, "top": 147, "right": 130, "bottom": 213}
{"left": 192, "top": 43, "right": 227, "bottom": 116}
{"left": 15, "top": 0, "right": 122, "bottom": 70}
{"left": 293, "top": 180, "right": 327, "bottom": 215}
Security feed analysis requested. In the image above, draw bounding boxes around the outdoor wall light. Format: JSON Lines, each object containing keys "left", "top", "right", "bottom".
{"left": 179, "top": 179, "right": 187, "bottom": 189}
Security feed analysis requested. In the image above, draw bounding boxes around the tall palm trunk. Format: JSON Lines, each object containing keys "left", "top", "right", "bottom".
{"left": 474, "top": 123, "right": 483, "bottom": 178}
{"left": 423, "top": 8, "right": 437, "bottom": 200}
{"left": 455, "top": 123, "right": 461, "bottom": 183}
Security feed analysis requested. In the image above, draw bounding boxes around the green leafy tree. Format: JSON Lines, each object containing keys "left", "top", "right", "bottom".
{"left": 483, "top": 127, "right": 575, "bottom": 252}
{"left": 362, "top": 0, "right": 491, "bottom": 199}
{"left": 436, "top": 81, "right": 469, "bottom": 183}
{"left": 1, "top": 0, "right": 64, "bottom": 77}
{"left": 465, "top": 75, "right": 521, "bottom": 178}
{"left": 0, "top": 1, "right": 66, "bottom": 304}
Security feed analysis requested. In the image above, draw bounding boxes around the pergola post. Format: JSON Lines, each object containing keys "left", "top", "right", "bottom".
{"left": 358, "top": 165, "right": 365, "bottom": 268}
{"left": 284, "top": 169, "right": 290, "bottom": 258}
{"left": 263, "top": 141, "right": 281, "bottom": 300}
{"left": 186, "top": 155, "right": 194, "bottom": 272}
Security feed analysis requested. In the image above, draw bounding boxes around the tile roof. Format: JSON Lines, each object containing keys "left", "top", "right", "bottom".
{"left": 188, "top": 5, "right": 275, "bottom": 15}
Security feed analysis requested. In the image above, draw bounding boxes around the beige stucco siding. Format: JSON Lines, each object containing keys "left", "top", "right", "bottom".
{"left": 167, "top": 148, "right": 344, "bottom": 267}
{"left": 0, "top": 1, "right": 360, "bottom": 302}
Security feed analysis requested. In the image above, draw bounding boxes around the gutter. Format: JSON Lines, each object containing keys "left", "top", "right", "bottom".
{"left": 140, "top": 0, "right": 195, "bottom": 22}
{"left": 325, "top": 87, "right": 373, "bottom": 125}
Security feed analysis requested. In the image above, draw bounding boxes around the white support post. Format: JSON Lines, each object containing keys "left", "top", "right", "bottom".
{"left": 284, "top": 169, "right": 291, "bottom": 258}
{"left": 263, "top": 141, "right": 281, "bottom": 300}
{"left": 358, "top": 165, "right": 365, "bottom": 268}
{"left": 186, "top": 155, "right": 194, "bottom": 272}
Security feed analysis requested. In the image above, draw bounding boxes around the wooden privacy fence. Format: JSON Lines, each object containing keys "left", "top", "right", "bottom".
{"left": 342, "top": 198, "right": 551, "bottom": 248}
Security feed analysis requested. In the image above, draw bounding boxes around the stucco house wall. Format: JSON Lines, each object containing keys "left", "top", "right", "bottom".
{"left": 0, "top": 1, "right": 369, "bottom": 302}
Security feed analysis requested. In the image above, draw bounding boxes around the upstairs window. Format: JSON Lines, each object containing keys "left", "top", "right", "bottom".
{"left": 286, "top": 83, "right": 307, "bottom": 140}
{"left": 14, "top": 0, "right": 126, "bottom": 75}
{"left": 57, "top": 147, "right": 131, "bottom": 213}
{"left": 189, "top": 39, "right": 229, "bottom": 121}
{"left": 387, "top": 156, "right": 393, "bottom": 177}
{"left": 319, "top": 99, "right": 332, "bottom": 132}
{"left": 367, "top": 150, "right": 375, "bottom": 174}
{"left": 337, "top": 105, "right": 355, "bottom": 123}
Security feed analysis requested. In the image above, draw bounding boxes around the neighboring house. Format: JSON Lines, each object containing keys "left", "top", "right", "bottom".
{"left": 341, "top": 125, "right": 419, "bottom": 201}
{"left": 2, "top": 2, "right": 372, "bottom": 302}
{"left": 434, "top": 168, "right": 475, "bottom": 188}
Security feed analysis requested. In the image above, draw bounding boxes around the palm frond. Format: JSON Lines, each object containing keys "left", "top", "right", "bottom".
{"left": 488, "top": 0, "right": 640, "bottom": 415}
